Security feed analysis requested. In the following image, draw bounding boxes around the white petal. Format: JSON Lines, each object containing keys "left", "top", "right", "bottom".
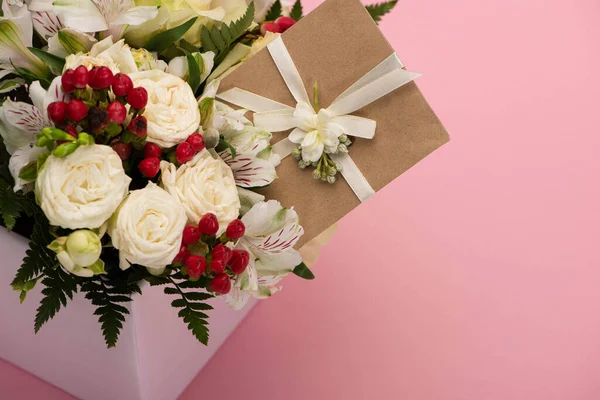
{"left": 110, "top": 6, "right": 158, "bottom": 27}
{"left": 28, "top": 81, "right": 47, "bottom": 111}
{"left": 167, "top": 56, "right": 187, "bottom": 79}
{"left": 0, "top": 100, "right": 44, "bottom": 154}
{"left": 225, "top": 285, "right": 250, "bottom": 310}
{"left": 31, "top": 11, "right": 63, "bottom": 40}
{"left": 53, "top": 0, "right": 108, "bottom": 33}
{"left": 237, "top": 187, "right": 265, "bottom": 216}
{"left": 226, "top": 154, "right": 277, "bottom": 188}
{"left": 288, "top": 127, "right": 307, "bottom": 144}
{"left": 9, "top": 144, "right": 45, "bottom": 192}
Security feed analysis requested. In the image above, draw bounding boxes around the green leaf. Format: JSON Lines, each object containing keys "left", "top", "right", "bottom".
{"left": 290, "top": 0, "right": 303, "bottom": 21}
{"left": 145, "top": 17, "right": 199, "bottom": 53}
{"left": 200, "top": 2, "right": 254, "bottom": 63}
{"left": 183, "top": 50, "right": 201, "bottom": 93}
{"left": 265, "top": 0, "right": 282, "bottom": 21}
{"left": 216, "top": 136, "right": 237, "bottom": 158}
{"left": 34, "top": 267, "right": 79, "bottom": 333}
{"left": 292, "top": 262, "right": 314, "bottom": 280}
{"left": 27, "top": 47, "right": 65, "bottom": 74}
{"left": 365, "top": 0, "right": 398, "bottom": 23}
{"left": 166, "top": 276, "right": 214, "bottom": 345}
{"left": 0, "top": 186, "right": 23, "bottom": 231}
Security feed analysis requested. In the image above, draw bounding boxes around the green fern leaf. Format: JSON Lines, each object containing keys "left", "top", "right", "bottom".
{"left": 365, "top": 0, "right": 398, "bottom": 23}
{"left": 200, "top": 2, "right": 255, "bottom": 64}
{"left": 0, "top": 186, "right": 22, "bottom": 230}
{"left": 34, "top": 267, "right": 79, "bottom": 333}
{"left": 290, "top": 0, "right": 303, "bottom": 21}
{"left": 265, "top": 0, "right": 282, "bottom": 21}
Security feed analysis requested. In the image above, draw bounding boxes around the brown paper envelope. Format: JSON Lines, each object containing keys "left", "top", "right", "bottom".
{"left": 219, "top": 0, "right": 450, "bottom": 248}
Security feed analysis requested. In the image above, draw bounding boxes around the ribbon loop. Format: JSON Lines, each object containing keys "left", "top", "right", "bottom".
{"left": 267, "top": 37, "right": 311, "bottom": 106}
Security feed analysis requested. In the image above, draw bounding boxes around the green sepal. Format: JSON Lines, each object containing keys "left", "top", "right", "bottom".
{"left": 198, "top": 97, "right": 214, "bottom": 129}
{"left": 18, "top": 161, "right": 38, "bottom": 182}
{"left": 292, "top": 262, "right": 314, "bottom": 280}
{"left": 89, "top": 259, "right": 106, "bottom": 275}
{"left": 77, "top": 132, "right": 95, "bottom": 146}
{"left": 121, "top": 130, "right": 147, "bottom": 144}
{"left": 216, "top": 135, "right": 237, "bottom": 158}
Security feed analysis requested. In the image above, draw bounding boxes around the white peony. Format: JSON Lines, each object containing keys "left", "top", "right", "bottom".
{"left": 108, "top": 182, "right": 187, "bottom": 271}
{"left": 63, "top": 37, "right": 138, "bottom": 74}
{"left": 35, "top": 144, "right": 131, "bottom": 229}
{"left": 130, "top": 69, "right": 201, "bottom": 148}
{"left": 160, "top": 149, "right": 240, "bottom": 234}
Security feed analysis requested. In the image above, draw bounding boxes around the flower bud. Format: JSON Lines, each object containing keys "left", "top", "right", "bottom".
{"left": 0, "top": 20, "right": 51, "bottom": 80}
{"left": 53, "top": 141, "right": 80, "bottom": 157}
{"left": 55, "top": 29, "right": 96, "bottom": 55}
{"left": 327, "top": 175, "right": 336, "bottom": 184}
{"left": 48, "top": 230, "right": 104, "bottom": 277}
{"left": 338, "top": 143, "right": 348, "bottom": 153}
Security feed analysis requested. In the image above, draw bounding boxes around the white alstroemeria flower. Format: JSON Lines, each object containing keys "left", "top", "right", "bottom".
{"left": 0, "top": 9, "right": 50, "bottom": 78}
{"left": 64, "top": 37, "right": 138, "bottom": 73}
{"left": 225, "top": 200, "right": 304, "bottom": 310}
{"left": 200, "top": 80, "right": 251, "bottom": 137}
{"left": 53, "top": 0, "right": 158, "bottom": 39}
{"left": 289, "top": 101, "right": 344, "bottom": 162}
{"left": 108, "top": 182, "right": 187, "bottom": 271}
{"left": 47, "top": 28, "right": 97, "bottom": 57}
{"left": 36, "top": 145, "right": 131, "bottom": 229}
{"left": 0, "top": 77, "right": 68, "bottom": 190}
{"left": 27, "top": 0, "right": 64, "bottom": 40}
{"left": 218, "top": 126, "right": 280, "bottom": 188}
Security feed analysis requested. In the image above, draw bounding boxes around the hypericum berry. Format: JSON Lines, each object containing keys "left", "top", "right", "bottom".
{"left": 111, "top": 73, "right": 133, "bottom": 97}
{"left": 64, "top": 125, "right": 78, "bottom": 138}
{"left": 61, "top": 69, "right": 75, "bottom": 93}
{"left": 186, "top": 133, "right": 205, "bottom": 152}
{"left": 198, "top": 213, "right": 219, "bottom": 235}
{"left": 128, "top": 116, "right": 147, "bottom": 137}
{"left": 186, "top": 255, "right": 206, "bottom": 279}
{"left": 275, "top": 16, "right": 296, "bottom": 32}
{"left": 175, "top": 142, "right": 195, "bottom": 164}
{"left": 89, "top": 66, "right": 113, "bottom": 89}
{"left": 182, "top": 225, "right": 201, "bottom": 245}
{"left": 138, "top": 157, "right": 160, "bottom": 178}
{"left": 173, "top": 244, "right": 190, "bottom": 264}
{"left": 72, "top": 65, "right": 89, "bottom": 88}
{"left": 144, "top": 142, "right": 162, "bottom": 158}
{"left": 107, "top": 101, "right": 127, "bottom": 124}
{"left": 210, "top": 273, "right": 231, "bottom": 294}
{"left": 225, "top": 219, "right": 245, "bottom": 239}
{"left": 212, "top": 244, "right": 232, "bottom": 264}
{"left": 127, "top": 87, "right": 148, "bottom": 109}
{"left": 88, "top": 106, "right": 109, "bottom": 132}
{"left": 261, "top": 21, "right": 281, "bottom": 35}
{"left": 210, "top": 257, "right": 226, "bottom": 274}
{"left": 66, "top": 99, "right": 88, "bottom": 121}
{"left": 112, "top": 142, "right": 132, "bottom": 160}
{"left": 229, "top": 249, "right": 250, "bottom": 274}
{"left": 47, "top": 101, "right": 67, "bottom": 124}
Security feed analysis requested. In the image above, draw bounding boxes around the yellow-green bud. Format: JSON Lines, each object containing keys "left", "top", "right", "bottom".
{"left": 65, "top": 230, "right": 102, "bottom": 267}
{"left": 53, "top": 141, "right": 80, "bottom": 157}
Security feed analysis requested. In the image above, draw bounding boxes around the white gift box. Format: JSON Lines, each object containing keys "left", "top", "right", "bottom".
{"left": 0, "top": 229, "right": 256, "bottom": 400}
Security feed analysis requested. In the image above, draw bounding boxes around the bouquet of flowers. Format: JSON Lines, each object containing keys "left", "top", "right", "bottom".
{"left": 0, "top": 0, "right": 398, "bottom": 348}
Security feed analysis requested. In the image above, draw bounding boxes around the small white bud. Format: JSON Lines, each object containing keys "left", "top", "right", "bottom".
{"left": 327, "top": 175, "right": 336, "bottom": 184}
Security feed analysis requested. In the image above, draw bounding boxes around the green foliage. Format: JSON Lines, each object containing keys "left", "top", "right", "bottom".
{"left": 165, "top": 273, "right": 213, "bottom": 345}
{"left": 290, "top": 0, "right": 303, "bottom": 21}
{"left": 34, "top": 266, "right": 79, "bottom": 333}
{"left": 365, "top": 0, "right": 398, "bottom": 23}
{"left": 0, "top": 186, "right": 23, "bottom": 230}
{"left": 27, "top": 47, "right": 65, "bottom": 75}
{"left": 145, "top": 17, "right": 199, "bottom": 53}
{"left": 265, "top": 0, "right": 282, "bottom": 21}
{"left": 80, "top": 274, "right": 141, "bottom": 348}
{"left": 293, "top": 262, "right": 315, "bottom": 280}
{"left": 216, "top": 136, "right": 237, "bottom": 158}
{"left": 200, "top": 2, "right": 255, "bottom": 64}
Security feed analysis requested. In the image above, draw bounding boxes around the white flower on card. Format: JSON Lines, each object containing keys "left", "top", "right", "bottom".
{"left": 225, "top": 200, "right": 304, "bottom": 310}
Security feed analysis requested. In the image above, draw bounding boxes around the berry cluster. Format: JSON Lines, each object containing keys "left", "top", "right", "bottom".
{"left": 173, "top": 213, "right": 248, "bottom": 295}
{"left": 260, "top": 16, "right": 296, "bottom": 35}
{"left": 50, "top": 65, "right": 148, "bottom": 155}
{"left": 137, "top": 133, "right": 205, "bottom": 178}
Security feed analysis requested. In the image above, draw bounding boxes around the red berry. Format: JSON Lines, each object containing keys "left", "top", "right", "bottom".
{"left": 47, "top": 101, "right": 67, "bottom": 124}
{"left": 210, "top": 274, "right": 231, "bottom": 294}
{"left": 72, "top": 65, "right": 89, "bottom": 88}
{"left": 275, "top": 16, "right": 296, "bottom": 32}
{"left": 186, "top": 133, "right": 205, "bottom": 152}
{"left": 89, "top": 66, "right": 113, "bottom": 89}
{"left": 106, "top": 101, "right": 127, "bottom": 124}
{"left": 144, "top": 142, "right": 162, "bottom": 158}
{"left": 66, "top": 99, "right": 88, "bottom": 121}
{"left": 198, "top": 213, "right": 219, "bottom": 235}
{"left": 182, "top": 225, "right": 201, "bottom": 245}
{"left": 61, "top": 69, "right": 75, "bottom": 93}
{"left": 64, "top": 125, "right": 78, "bottom": 138}
{"left": 111, "top": 73, "right": 133, "bottom": 97}
{"left": 127, "top": 87, "right": 148, "bottom": 109}
{"left": 112, "top": 142, "right": 132, "bottom": 160}
{"left": 209, "top": 257, "right": 226, "bottom": 274}
{"left": 128, "top": 116, "right": 147, "bottom": 137}
{"left": 229, "top": 249, "right": 250, "bottom": 274}
{"left": 138, "top": 157, "right": 160, "bottom": 178}
{"left": 185, "top": 255, "right": 206, "bottom": 279}
{"left": 212, "top": 244, "right": 232, "bottom": 264}
{"left": 173, "top": 244, "right": 190, "bottom": 264}
{"left": 261, "top": 21, "right": 281, "bottom": 35}
{"left": 175, "top": 142, "right": 195, "bottom": 164}
{"left": 226, "top": 219, "right": 245, "bottom": 239}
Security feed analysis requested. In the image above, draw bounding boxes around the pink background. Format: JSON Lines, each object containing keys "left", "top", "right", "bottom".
{"left": 2, "top": 0, "right": 600, "bottom": 398}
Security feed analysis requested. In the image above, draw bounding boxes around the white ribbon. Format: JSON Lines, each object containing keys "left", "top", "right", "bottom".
{"left": 217, "top": 36, "right": 420, "bottom": 202}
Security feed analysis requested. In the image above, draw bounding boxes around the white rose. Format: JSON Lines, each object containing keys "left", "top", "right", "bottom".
{"left": 63, "top": 37, "right": 138, "bottom": 74}
{"left": 108, "top": 182, "right": 187, "bottom": 271}
{"left": 160, "top": 149, "right": 240, "bottom": 234}
{"left": 130, "top": 69, "right": 201, "bottom": 148}
{"left": 35, "top": 144, "right": 131, "bottom": 229}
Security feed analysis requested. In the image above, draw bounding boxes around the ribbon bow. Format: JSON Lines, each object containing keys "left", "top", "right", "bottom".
{"left": 217, "top": 36, "right": 419, "bottom": 202}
